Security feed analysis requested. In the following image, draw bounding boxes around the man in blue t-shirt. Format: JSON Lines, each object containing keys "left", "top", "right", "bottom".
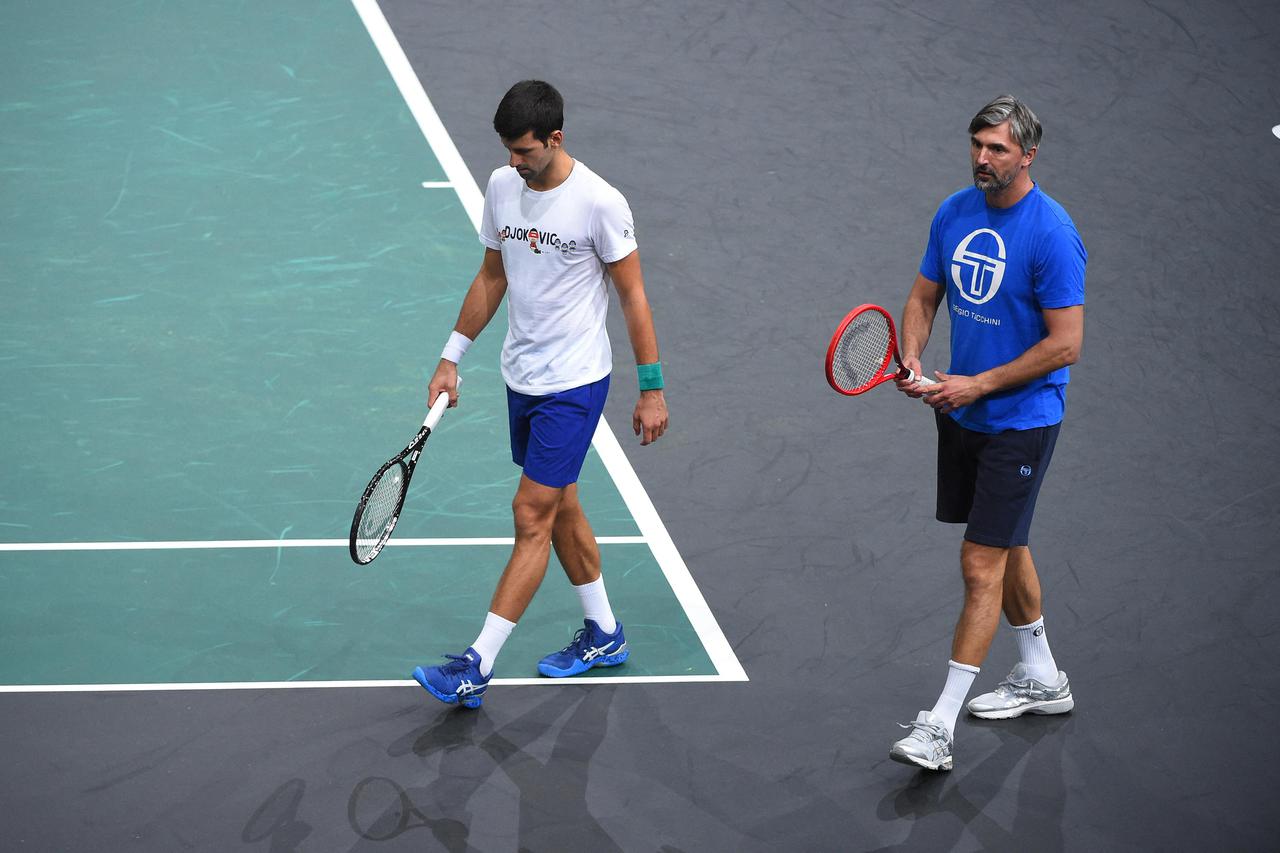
{"left": 887, "top": 96, "right": 1087, "bottom": 772}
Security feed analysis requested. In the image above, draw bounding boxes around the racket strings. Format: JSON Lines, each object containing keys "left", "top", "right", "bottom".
{"left": 831, "top": 312, "right": 894, "bottom": 391}
{"left": 354, "top": 464, "right": 407, "bottom": 560}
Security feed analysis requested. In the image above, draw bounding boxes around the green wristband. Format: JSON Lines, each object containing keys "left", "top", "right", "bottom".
{"left": 637, "top": 362, "right": 664, "bottom": 391}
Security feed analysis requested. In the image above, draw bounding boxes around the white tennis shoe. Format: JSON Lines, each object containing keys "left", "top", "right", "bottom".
{"left": 889, "top": 710, "right": 954, "bottom": 772}
{"left": 966, "top": 662, "right": 1074, "bottom": 720}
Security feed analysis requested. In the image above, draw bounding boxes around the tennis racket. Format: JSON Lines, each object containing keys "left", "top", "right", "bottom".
{"left": 349, "top": 380, "right": 459, "bottom": 565}
{"left": 825, "top": 304, "right": 937, "bottom": 396}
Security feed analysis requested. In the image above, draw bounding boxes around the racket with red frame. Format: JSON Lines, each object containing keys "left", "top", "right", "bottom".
{"left": 825, "top": 304, "right": 937, "bottom": 396}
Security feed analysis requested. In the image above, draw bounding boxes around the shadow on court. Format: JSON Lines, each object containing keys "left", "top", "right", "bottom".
{"left": 345, "top": 687, "right": 623, "bottom": 851}
{"left": 242, "top": 778, "right": 312, "bottom": 852}
{"left": 873, "top": 715, "right": 1071, "bottom": 852}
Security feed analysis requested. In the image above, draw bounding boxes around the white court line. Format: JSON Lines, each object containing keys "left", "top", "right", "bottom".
{"left": 0, "top": 537, "right": 644, "bottom": 552}
{"left": 0, "top": 674, "right": 730, "bottom": 694}
{"left": 351, "top": 0, "right": 747, "bottom": 683}
{"left": 351, "top": 1, "right": 484, "bottom": 230}
{"left": 421, "top": 180, "right": 452, "bottom": 188}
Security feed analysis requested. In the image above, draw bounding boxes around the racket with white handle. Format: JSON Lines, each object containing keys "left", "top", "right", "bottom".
{"left": 825, "top": 304, "right": 937, "bottom": 396}
{"left": 349, "top": 379, "right": 459, "bottom": 565}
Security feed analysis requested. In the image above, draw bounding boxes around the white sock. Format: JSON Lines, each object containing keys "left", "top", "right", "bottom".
{"left": 930, "top": 660, "right": 980, "bottom": 736}
{"left": 469, "top": 612, "right": 515, "bottom": 677}
{"left": 1011, "top": 616, "right": 1059, "bottom": 683}
{"left": 574, "top": 576, "right": 617, "bottom": 634}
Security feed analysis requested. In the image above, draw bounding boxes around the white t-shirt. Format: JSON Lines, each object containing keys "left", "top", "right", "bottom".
{"left": 479, "top": 160, "right": 638, "bottom": 395}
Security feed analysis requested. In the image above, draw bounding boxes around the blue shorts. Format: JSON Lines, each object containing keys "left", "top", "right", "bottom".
{"left": 507, "top": 375, "right": 610, "bottom": 488}
{"left": 935, "top": 412, "right": 1061, "bottom": 548}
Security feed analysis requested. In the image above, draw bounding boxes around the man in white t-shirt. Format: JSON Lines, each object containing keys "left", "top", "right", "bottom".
{"left": 412, "top": 80, "right": 669, "bottom": 708}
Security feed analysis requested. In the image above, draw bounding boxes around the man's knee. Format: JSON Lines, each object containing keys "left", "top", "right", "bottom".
{"left": 512, "top": 482, "right": 562, "bottom": 538}
{"left": 960, "top": 540, "right": 1008, "bottom": 592}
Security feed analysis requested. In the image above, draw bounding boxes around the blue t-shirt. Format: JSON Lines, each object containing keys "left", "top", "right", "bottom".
{"left": 919, "top": 185, "right": 1086, "bottom": 433}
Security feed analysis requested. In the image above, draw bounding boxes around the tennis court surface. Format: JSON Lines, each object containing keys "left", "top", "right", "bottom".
{"left": 2, "top": 0, "right": 1278, "bottom": 850}
{"left": 0, "top": 0, "right": 740, "bottom": 690}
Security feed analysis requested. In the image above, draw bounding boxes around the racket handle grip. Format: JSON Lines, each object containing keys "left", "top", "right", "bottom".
{"left": 905, "top": 369, "right": 938, "bottom": 386}
{"left": 424, "top": 376, "right": 460, "bottom": 430}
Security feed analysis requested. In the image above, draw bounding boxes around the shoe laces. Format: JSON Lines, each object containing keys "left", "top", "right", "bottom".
{"left": 898, "top": 719, "right": 948, "bottom": 743}
{"left": 558, "top": 626, "right": 592, "bottom": 654}
{"left": 438, "top": 653, "right": 476, "bottom": 674}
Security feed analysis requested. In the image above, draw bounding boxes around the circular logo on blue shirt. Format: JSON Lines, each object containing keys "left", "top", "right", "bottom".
{"left": 950, "top": 228, "right": 1006, "bottom": 306}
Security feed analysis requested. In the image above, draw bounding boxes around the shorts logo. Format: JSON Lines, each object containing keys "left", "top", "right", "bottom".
{"left": 951, "top": 228, "right": 1006, "bottom": 305}
{"left": 1019, "top": 465, "right": 1033, "bottom": 477}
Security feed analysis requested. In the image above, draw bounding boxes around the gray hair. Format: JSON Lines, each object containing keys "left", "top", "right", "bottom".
{"left": 968, "top": 95, "right": 1042, "bottom": 153}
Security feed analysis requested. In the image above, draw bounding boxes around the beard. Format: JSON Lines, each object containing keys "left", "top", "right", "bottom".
{"left": 973, "top": 164, "right": 1017, "bottom": 192}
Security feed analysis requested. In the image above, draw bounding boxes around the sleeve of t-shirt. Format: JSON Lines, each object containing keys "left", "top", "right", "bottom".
{"left": 479, "top": 171, "right": 501, "bottom": 250}
{"left": 590, "top": 187, "right": 638, "bottom": 263}
{"left": 918, "top": 206, "right": 946, "bottom": 285}
{"left": 1033, "top": 224, "right": 1087, "bottom": 308}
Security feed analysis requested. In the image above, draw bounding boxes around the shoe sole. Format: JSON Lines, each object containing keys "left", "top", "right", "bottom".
{"left": 889, "top": 749, "right": 953, "bottom": 772}
{"left": 412, "top": 667, "right": 485, "bottom": 709}
{"left": 968, "top": 696, "right": 1073, "bottom": 720}
{"left": 537, "top": 649, "right": 629, "bottom": 678}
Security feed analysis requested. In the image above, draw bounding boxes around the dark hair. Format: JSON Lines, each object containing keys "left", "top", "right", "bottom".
{"left": 493, "top": 80, "right": 564, "bottom": 142}
{"left": 968, "top": 95, "right": 1042, "bottom": 153}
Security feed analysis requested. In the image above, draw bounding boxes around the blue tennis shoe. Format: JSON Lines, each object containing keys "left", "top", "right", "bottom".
{"left": 412, "top": 647, "right": 490, "bottom": 708}
{"left": 537, "top": 619, "right": 629, "bottom": 678}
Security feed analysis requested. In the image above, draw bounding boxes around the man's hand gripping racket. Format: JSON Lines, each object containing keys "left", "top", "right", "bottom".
{"left": 349, "top": 378, "right": 460, "bottom": 565}
{"left": 825, "top": 304, "right": 937, "bottom": 396}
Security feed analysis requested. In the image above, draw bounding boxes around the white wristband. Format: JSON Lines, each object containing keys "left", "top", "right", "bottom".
{"left": 440, "top": 330, "right": 473, "bottom": 364}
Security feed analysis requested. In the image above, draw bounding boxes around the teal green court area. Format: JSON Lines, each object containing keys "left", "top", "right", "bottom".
{"left": 0, "top": 0, "right": 724, "bottom": 686}
{"left": 0, "top": 545, "right": 713, "bottom": 686}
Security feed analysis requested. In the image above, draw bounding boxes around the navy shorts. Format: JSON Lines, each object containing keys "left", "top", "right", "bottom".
{"left": 935, "top": 412, "right": 1060, "bottom": 548}
{"left": 507, "top": 375, "right": 610, "bottom": 489}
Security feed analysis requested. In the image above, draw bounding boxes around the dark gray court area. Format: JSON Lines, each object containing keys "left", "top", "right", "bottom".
{"left": 4, "top": 1, "right": 1279, "bottom": 850}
